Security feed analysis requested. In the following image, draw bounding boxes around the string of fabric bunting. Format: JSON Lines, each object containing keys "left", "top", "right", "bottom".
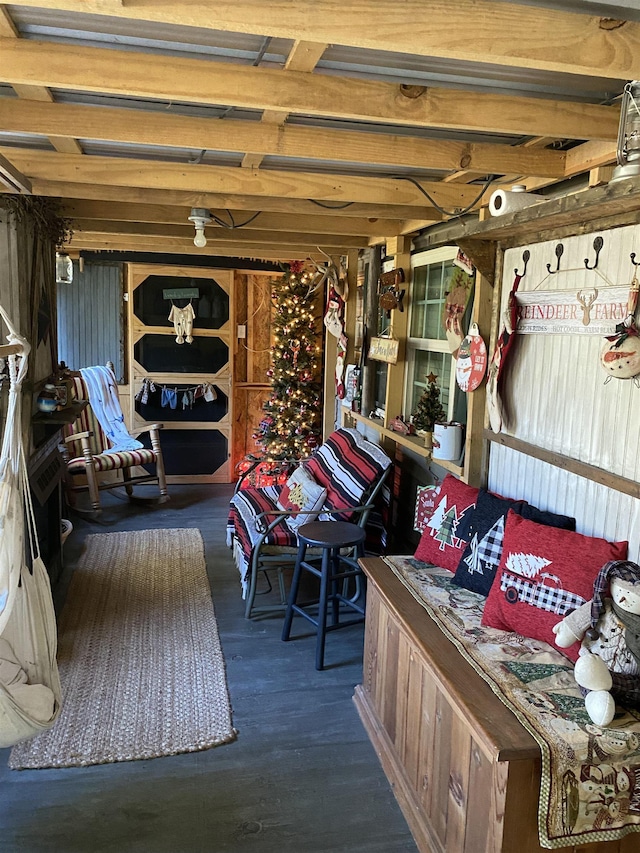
{"left": 135, "top": 378, "right": 218, "bottom": 411}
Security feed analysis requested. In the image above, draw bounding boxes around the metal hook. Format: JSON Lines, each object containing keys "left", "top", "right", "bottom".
{"left": 514, "top": 249, "right": 530, "bottom": 277}
{"left": 584, "top": 236, "right": 604, "bottom": 270}
{"left": 631, "top": 252, "right": 640, "bottom": 267}
{"left": 546, "top": 243, "right": 564, "bottom": 275}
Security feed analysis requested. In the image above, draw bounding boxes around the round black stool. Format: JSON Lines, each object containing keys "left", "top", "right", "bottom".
{"left": 281, "top": 520, "right": 367, "bottom": 670}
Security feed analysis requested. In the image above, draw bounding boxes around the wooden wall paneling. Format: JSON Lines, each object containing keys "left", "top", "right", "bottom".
{"left": 247, "top": 273, "right": 272, "bottom": 383}
{"left": 383, "top": 235, "right": 410, "bottom": 430}
{"left": 445, "top": 713, "right": 472, "bottom": 852}
{"left": 230, "top": 272, "right": 274, "bottom": 473}
{"left": 234, "top": 271, "right": 248, "bottom": 382}
{"left": 431, "top": 691, "right": 453, "bottom": 847}
{"left": 402, "top": 649, "right": 424, "bottom": 792}
{"left": 362, "top": 580, "right": 379, "bottom": 699}
{"left": 465, "top": 740, "right": 495, "bottom": 853}
{"left": 498, "top": 759, "right": 545, "bottom": 853}
{"left": 417, "top": 657, "right": 439, "bottom": 823}
{"left": 395, "top": 630, "right": 412, "bottom": 768}
{"left": 380, "top": 600, "right": 399, "bottom": 743}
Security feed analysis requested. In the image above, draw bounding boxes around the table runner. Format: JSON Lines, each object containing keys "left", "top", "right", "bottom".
{"left": 384, "top": 556, "right": 640, "bottom": 849}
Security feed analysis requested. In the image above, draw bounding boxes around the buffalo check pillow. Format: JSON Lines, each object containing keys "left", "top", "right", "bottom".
{"left": 481, "top": 510, "right": 628, "bottom": 661}
{"left": 277, "top": 465, "right": 327, "bottom": 532}
{"left": 413, "top": 474, "right": 479, "bottom": 572}
{"left": 452, "top": 490, "right": 526, "bottom": 596}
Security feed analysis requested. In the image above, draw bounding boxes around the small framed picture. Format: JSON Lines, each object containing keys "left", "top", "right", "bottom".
{"left": 54, "top": 383, "right": 68, "bottom": 408}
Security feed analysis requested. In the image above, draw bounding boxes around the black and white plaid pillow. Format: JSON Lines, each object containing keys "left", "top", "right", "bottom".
{"left": 452, "top": 490, "right": 526, "bottom": 596}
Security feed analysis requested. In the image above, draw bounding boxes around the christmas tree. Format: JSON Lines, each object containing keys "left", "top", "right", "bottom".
{"left": 253, "top": 262, "right": 323, "bottom": 459}
{"left": 434, "top": 506, "right": 458, "bottom": 550}
{"left": 412, "top": 374, "right": 446, "bottom": 432}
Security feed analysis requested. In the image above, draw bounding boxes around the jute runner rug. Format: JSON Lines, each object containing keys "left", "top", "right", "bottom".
{"left": 9, "top": 528, "right": 236, "bottom": 769}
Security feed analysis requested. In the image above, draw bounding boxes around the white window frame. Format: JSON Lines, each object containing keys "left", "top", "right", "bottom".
{"left": 404, "top": 246, "right": 461, "bottom": 423}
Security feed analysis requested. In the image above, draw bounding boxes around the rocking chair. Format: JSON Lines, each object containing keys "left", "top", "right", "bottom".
{"left": 59, "top": 365, "right": 169, "bottom": 516}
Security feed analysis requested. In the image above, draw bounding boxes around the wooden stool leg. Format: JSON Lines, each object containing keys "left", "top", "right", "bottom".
{"left": 315, "top": 546, "right": 331, "bottom": 671}
{"left": 282, "top": 539, "right": 306, "bottom": 642}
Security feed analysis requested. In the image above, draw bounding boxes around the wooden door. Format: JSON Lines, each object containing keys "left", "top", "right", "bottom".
{"left": 126, "top": 263, "right": 233, "bottom": 483}
{"left": 231, "top": 271, "right": 277, "bottom": 476}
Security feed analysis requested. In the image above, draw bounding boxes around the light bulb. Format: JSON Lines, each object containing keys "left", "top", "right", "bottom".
{"left": 188, "top": 207, "right": 211, "bottom": 248}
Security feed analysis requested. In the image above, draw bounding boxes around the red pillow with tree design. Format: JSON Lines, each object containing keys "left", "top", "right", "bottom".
{"left": 481, "top": 511, "right": 628, "bottom": 661}
{"left": 413, "top": 474, "right": 479, "bottom": 572}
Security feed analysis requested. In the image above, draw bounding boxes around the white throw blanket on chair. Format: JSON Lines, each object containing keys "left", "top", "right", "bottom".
{"left": 80, "top": 366, "right": 143, "bottom": 452}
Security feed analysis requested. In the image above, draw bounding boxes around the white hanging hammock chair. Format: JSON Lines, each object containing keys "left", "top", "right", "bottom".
{"left": 0, "top": 306, "right": 61, "bottom": 748}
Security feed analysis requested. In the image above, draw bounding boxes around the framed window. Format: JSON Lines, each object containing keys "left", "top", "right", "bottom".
{"left": 405, "top": 247, "right": 473, "bottom": 424}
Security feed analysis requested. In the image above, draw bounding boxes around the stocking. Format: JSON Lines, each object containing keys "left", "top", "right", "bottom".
{"left": 487, "top": 274, "right": 521, "bottom": 432}
{"left": 324, "top": 287, "right": 345, "bottom": 339}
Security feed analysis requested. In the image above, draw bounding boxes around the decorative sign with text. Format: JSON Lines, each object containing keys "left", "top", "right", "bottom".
{"left": 368, "top": 336, "right": 399, "bottom": 363}
{"left": 515, "top": 286, "right": 631, "bottom": 335}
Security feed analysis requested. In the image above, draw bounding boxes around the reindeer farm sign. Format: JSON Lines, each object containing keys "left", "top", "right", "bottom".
{"left": 515, "top": 286, "right": 631, "bottom": 335}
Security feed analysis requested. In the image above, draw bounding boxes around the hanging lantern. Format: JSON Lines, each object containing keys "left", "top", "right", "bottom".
{"left": 55, "top": 252, "right": 73, "bottom": 284}
{"left": 612, "top": 82, "right": 640, "bottom": 182}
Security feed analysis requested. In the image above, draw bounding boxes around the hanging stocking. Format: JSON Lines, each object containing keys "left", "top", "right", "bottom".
{"left": 335, "top": 333, "right": 348, "bottom": 399}
{"left": 324, "top": 287, "right": 345, "bottom": 339}
{"left": 486, "top": 273, "right": 521, "bottom": 433}
{"left": 443, "top": 269, "right": 474, "bottom": 358}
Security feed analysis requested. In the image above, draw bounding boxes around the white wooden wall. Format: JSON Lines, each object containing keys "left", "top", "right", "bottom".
{"left": 488, "top": 224, "right": 640, "bottom": 561}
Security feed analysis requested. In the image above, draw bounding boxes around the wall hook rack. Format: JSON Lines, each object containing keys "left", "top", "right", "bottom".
{"left": 630, "top": 251, "right": 640, "bottom": 267}
{"left": 514, "top": 249, "right": 530, "bottom": 277}
{"left": 584, "top": 236, "right": 604, "bottom": 270}
{"left": 546, "top": 243, "right": 564, "bottom": 275}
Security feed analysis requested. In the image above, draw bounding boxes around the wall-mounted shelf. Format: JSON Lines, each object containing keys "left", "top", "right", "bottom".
{"left": 345, "top": 410, "right": 464, "bottom": 478}
{"left": 32, "top": 400, "right": 88, "bottom": 425}
{"left": 415, "top": 175, "right": 640, "bottom": 254}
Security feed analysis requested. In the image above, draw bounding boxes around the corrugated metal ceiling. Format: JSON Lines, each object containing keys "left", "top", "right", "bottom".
{"left": 4, "top": 2, "right": 625, "bottom": 104}
{"left": 1, "top": 2, "right": 616, "bottom": 177}
{"left": 0, "top": 0, "right": 632, "bottom": 255}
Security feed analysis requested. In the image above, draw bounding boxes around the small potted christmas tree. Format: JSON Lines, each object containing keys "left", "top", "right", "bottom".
{"left": 412, "top": 374, "right": 446, "bottom": 449}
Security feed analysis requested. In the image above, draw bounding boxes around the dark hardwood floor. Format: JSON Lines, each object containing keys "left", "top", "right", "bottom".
{"left": 0, "top": 484, "right": 417, "bottom": 853}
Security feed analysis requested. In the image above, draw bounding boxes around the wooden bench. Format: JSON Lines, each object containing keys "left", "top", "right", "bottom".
{"left": 353, "top": 557, "right": 637, "bottom": 853}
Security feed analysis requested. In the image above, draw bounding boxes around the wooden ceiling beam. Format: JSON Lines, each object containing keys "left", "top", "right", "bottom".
{"left": 0, "top": 147, "right": 491, "bottom": 208}
{"left": 0, "top": 152, "right": 32, "bottom": 194}
{"left": 29, "top": 180, "right": 436, "bottom": 220}
{"left": 564, "top": 140, "right": 618, "bottom": 177}
{"left": 12, "top": 0, "right": 640, "bottom": 80}
{"left": 242, "top": 40, "right": 328, "bottom": 169}
{"left": 0, "top": 37, "right": 619, "bottom": 141}
{"left": 68, "top": 234, "right": 328, "bottom": 260}
{"left": 0, "top": 100, "right": 568, "bottom": 178}
{"left": 71, "top": 219, "right": 367, "bottom": 248}
{"left": 0, "top": 6, "right": 82, "bottom": 154}
{"left": 60, "top": 200, "right": 398, "bottom": 236}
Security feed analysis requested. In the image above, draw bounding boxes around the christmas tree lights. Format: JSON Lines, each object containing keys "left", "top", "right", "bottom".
{"left": 253, "top": 261, "right": 323, "bottom": 459}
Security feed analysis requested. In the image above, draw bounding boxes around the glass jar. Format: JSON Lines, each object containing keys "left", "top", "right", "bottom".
{"left": 37, "top": 384, "right": 58, "bottom": 414}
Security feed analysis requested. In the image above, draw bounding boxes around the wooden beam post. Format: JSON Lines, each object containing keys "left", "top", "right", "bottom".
{"left": 383, "top": 235, "right": 411, "bottom": 428}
